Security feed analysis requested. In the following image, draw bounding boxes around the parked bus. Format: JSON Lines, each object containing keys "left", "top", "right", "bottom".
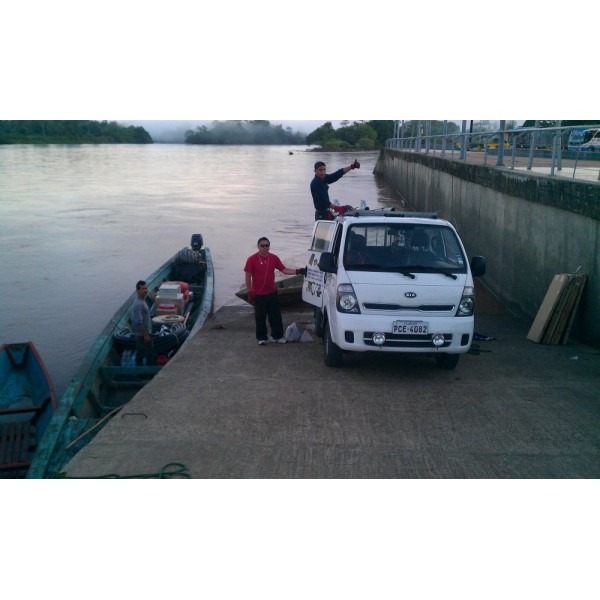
{"left": 568, "top": 128, "right": 600, "bottom": 152}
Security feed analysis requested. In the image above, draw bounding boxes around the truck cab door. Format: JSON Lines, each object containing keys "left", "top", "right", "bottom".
{"left": 302, "top": 220, "right": 338, "bottom": 308}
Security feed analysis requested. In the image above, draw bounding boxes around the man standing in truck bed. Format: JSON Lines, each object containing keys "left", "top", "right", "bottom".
{"left": 310, "top": 159, "right": 360, "bottom": 221}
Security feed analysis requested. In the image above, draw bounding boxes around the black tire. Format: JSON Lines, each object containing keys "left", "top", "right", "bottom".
{"left": 324, "top": 321, "right": 343, "bottom": 367}
{"left": 435, "top": 353, "right": 460, "bottom": 370}
{"left": 114, "top": 328, "right": 136, "bottom": 349}
{"left": 114, "top": 323, "right": 189, "bottom": 353}
{"left": 314, "top": 307, "right": 324, "bottom": 337}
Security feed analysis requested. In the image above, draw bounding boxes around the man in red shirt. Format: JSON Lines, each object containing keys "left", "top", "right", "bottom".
{"left": 244, "top": 237, "right": 306, "bottom": 345}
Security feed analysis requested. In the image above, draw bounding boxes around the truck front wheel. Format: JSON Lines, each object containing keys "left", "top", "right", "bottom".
{"left": 314, "top": 307, "right": 324, "bottom": 337}
{"left": 435, "top": 353, "right": 460, "bottom": 370}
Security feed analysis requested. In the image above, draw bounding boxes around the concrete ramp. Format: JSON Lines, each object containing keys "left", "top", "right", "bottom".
{"left": 60, "top": 303, "right": 600, "bottom": 479}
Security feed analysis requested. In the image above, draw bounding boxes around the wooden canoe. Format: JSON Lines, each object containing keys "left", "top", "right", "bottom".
{"left": 27, "top": 235, "right": 214, "bottom": 478}
{"left": 236, "top": 273, "right": 304, "bottom": 307}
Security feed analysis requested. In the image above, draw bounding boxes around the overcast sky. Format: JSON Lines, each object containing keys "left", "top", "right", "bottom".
{"left": 3, "top": 4, "right": 590, "bottom": 121}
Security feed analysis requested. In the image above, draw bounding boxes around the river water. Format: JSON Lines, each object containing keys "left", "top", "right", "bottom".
{"left": 0, "top": 144, "right": 407, "bottom": 395}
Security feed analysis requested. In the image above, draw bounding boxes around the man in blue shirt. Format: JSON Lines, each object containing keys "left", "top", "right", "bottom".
{"left": 131, "top": 280, "right": 155, "bottom": 366}
{"left": 310, "top": 159, "right": 360, "bottom": 220}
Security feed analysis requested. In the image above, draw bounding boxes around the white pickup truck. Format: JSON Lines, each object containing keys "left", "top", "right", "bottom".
{"left": 302, "top": 209, "right": 486, "bottom": 369}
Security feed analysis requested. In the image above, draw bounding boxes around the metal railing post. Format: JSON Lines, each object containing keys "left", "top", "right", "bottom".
{"left": 556, "top": 120, "right": 562, "bottom": 172}
{"left": 441, "top": 120, "right": 447, "bottom": 156}
{"left": 527, "top": 120, "right": 540, "bottom": 170}
{"left": 497, "top": 120, "right": 506, "bottom": 166}
{"left": 510, "top": 132, "right": 517, "bottom": 170}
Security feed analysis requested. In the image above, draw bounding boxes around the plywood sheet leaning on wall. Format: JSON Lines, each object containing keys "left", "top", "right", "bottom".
{"left": 527, "top": 273, "right": 588, "bottom": 345}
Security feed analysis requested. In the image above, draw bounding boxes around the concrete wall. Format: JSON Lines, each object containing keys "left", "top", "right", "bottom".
{"left": 376, "top": 148, "right": 600, "bottom": 347}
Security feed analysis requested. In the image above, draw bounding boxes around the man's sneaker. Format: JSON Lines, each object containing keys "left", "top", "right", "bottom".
{"left": 258, "top": 339, "right": 268, "bottom": 346}
{"left": 269, "top": 336, "right": 287, "bottom": 344}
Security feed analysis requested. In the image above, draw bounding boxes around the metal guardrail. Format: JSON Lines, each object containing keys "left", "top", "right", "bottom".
{"left": 385, "top": 122, "right": 600, "bottom": 181}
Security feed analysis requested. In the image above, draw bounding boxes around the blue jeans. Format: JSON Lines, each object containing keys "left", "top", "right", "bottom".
{"left": 253, "top": 292, "right": 283, "bottom": 341}
{"left": 135, "top": 336, "right": 156, "bottom": 366}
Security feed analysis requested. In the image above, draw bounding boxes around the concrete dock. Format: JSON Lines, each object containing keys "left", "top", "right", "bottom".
{"left": 61, "top": 289, "right": 600, "bottom": 478}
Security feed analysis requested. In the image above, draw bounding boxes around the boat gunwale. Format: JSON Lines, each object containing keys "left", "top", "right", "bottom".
{"left": 0, "top": 341, "right": 57, "bottom": 413}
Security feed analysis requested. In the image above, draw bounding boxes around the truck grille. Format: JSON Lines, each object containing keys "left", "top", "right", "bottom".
{"left": 363, "top": 303, "right": 455, "bottom": 312}
{"left": 363, "top": 332, "right": 453, "bottom": 348}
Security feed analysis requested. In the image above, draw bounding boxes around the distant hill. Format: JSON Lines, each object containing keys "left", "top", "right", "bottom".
{"left": 120, "top": 120, "right": 332, "bottom": 143}
{"left": 0, "top": 120, "right": 153, "bottom": 144}
{"left": 185, "top": 120, "right": 306, "bottom": 145}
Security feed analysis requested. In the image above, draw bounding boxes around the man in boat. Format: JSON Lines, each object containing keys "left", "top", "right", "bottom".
{"left": 131, "top": 280, "right": 156, "bottom": 366}
{"left": 244, "top": 238, "right": 307, "bottom": 346}
{"left": 310, "top": 159, "right": 360, "bottom": 221}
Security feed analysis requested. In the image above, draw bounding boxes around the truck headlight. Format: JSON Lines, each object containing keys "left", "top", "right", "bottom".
{"left": 372, "top": 332, "right": 386, "bottom": 346}
{"left": 457, "top": 286, "right": 474, "bottom": 317}
{"left": 337, "top": 284, "right": 360, "bottom": 314}
{"left": 432, "top": 333, "right": 446, "bottom": 346}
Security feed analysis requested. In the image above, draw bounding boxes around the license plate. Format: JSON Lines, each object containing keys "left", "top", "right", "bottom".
{"left": 393, "top": 320, "right": 429, "bottom": 334}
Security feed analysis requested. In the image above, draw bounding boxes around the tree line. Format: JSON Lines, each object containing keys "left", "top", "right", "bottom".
{"left": 305, "top": 121, "right": 465, "bottom": 150}
{"left": 306, "top": 120, "right": 398, "bottom": 150}
{"left": 185, "top": 120, "right": 306, "bottom": 145}
{"left": 0, "top": 120, "right": 152, "bottom": 144}
{"left": 521, "top": 120, "right": 598, "bottom": 128}
{"left": 184, "top": 120, "right": 402, "bottom": 149}
{"left": 9, "top": 120, "right": 592, "bottom": 149}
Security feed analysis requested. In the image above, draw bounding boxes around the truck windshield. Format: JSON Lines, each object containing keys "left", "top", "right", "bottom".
{"left": 343, "top": 224, "right": 467, "bottom": 273}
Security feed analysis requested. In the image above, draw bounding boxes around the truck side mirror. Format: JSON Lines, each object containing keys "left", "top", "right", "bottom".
{"left": 470, "top": 256, "right": 486, "bottom": 277}
{"left": 318, "top": 252, "right": 337, "bottom": 273}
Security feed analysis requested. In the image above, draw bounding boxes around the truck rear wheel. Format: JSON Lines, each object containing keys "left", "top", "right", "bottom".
{"left": 324, "top": 321, "right": 343, "bottom": 367}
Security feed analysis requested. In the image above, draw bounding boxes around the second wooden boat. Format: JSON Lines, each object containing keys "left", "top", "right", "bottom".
{"left": 0, "top": 341, "right": 56, "bottom": 477}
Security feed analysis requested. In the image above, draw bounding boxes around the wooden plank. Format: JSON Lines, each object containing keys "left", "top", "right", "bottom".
{"left": 560, "top": 274, "right": 587, "bottom": 345}
{"left": 527, "top": 274, "right": 569, "bottom": 343}
{"left": 537, "top": 273, "right": 587, "bottom": 345}
{"left": 0, "top": 424, "right": 7, "bottom": 466}
{"left": 543, "top": 275, "right": 576, "bottom": 344}
{"left": 0, "top": 405, "right": 42, "bottom": 417}
{"left": 0, "top": 421, "right": 32, "bottom": 471}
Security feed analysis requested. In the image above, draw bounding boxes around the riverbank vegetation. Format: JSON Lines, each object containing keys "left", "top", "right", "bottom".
{"left": 305, "top": 121, "right": 461, "bottom": 150}
{"left": 184, "top": 120, "right": 401, "bottom": 149}
{"left": 522, "top": 120, "right": 598, "bottom": 128}
{"left": 0, "top": 120, "right": 152, "bottom": 144}
{"left": 306, "top": 121, "right": 396, "bottom": 150}
{"left": 185, "top": 120, "right": 306, "bottom": 145}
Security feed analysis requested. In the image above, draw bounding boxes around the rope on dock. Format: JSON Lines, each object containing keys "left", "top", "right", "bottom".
{"left": 52, "top": 462, "right": 191, "bottom": 479}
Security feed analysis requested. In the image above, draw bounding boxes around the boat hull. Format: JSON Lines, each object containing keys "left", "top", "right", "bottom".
{"left": 236, "top": 273, "right": 304, "bottom": 307}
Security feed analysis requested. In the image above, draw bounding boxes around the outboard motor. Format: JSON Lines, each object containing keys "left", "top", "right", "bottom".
{"left": 191, "top": 234, "right": 203, "bottom": 251}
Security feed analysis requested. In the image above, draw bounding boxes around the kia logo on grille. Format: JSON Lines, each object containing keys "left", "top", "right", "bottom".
{"left": 405, "top": 292, "right": 417, "bottom": 298}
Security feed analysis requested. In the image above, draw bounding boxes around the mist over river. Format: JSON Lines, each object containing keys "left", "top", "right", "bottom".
{"left": 0, "top": 144, "right": 407, "bottom": 395}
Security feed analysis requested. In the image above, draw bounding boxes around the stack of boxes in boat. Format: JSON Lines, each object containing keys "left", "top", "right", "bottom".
{"left": 155, "top": 283, "right": 185, "bottom": 316}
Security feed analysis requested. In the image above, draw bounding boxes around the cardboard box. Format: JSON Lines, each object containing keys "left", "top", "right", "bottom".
{"left": 155, "top": 306, "right": 179, "bottom": 316}
{"left": 156, "top": 292, "right": 185, "bottom": 315}
{"left": 158, "top": 283, "right": 181, "bottom": 298}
